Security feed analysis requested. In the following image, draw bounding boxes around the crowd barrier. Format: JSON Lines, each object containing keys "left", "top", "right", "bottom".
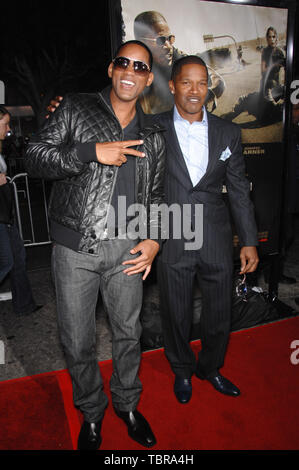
{"left": 0, "top": 173, "right": 51, "bottom": 302}
{"left": 7, "top": 173, "right": 51, "bottom": 247}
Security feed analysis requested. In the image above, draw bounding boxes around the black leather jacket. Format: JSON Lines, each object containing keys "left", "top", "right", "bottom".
{"left": 25, "top": 90, "right": 165, "bottom": 254}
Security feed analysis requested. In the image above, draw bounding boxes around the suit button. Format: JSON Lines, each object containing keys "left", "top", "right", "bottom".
{"left": 106, "top": 171, "right": 114, "bottom": 179}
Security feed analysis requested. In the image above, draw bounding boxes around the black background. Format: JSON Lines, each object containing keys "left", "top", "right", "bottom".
{"left": 0, "top": 0, "right": 297, "bottom": 104}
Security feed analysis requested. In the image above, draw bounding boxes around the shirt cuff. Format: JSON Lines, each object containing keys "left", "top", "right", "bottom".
{"left": 75, "top": 143, "right": 98, "bottom": 163}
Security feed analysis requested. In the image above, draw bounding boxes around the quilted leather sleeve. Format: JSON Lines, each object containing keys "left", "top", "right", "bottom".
{"left": 25, "top": 95, "right": 86, "bottom": 180}
{"left": 147, "top": 130, "right": 166, "bottom": 245}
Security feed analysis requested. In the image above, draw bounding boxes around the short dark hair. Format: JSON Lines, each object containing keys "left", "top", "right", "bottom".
{"left": 0, "top": 105, "right": 10, "bottom": 120}
{"left": 134, "top": 11, "right": 167, "bottom": 39}
{"left": 171, "top": 55, "right": 209, "bottom": 82}
{"left": 114, "top": 40, "right": 153, "bottom": 71}
{"left": 266, "top": 26, "right": 277, "bottom": 38}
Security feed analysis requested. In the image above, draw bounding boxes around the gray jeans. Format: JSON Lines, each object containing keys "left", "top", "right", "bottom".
{"left": 52, "top": 238, "right": 143, "bottom": 422}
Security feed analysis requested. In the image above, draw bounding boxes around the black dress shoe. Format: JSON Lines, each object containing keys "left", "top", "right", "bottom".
{"left": 77, "top": 420, "right": 103, "bottom": 450}
{"left": 196, "top": 370, "right": 240, "bottom": 397}
{"left": 114, "top": 409, "right": 156, "bottom": 448}
{"left": 173, "top": 377, "right": 192, "bottom": 404}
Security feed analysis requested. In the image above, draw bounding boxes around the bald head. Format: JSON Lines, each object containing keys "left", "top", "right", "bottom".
{"left": 133, "top": 11, "right": 174, "bottom": 67}
{"left": 134, "top": 11, "right": 167, "bottom": 39}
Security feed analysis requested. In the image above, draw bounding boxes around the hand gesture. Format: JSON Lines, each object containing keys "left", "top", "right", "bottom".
{"left": 96, "top": 140, "right": 145, "bottom": 166}
{"left": 46, "top": 96, "right": 63, "bottom": 118}
{"left": 122, "top": 239, "right": 160, "bottom": 280}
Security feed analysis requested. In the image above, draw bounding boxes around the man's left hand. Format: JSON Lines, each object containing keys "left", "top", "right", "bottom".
{"left": 239, "top": 246, "right": 259, "bottom": 274}
{"left": 122, "top": 239, "right": 160, "bottom": 280}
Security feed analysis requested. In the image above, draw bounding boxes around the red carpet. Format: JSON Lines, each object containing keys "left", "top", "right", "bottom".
{"left": 0, "top": 317, "right": 299, "bottom": 451}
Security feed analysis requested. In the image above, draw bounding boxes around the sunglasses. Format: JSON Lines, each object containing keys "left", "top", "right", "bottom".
{"left": 140, "top": 35, "right": 175, "bottom": 46}
{"left": 112, "top": 56, "right": 151, "bottom": 74}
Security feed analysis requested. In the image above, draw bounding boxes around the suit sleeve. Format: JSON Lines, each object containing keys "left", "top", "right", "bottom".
{"left": 25, "top": 95, "right": 87, "bottom": 181}
{"left": 225, "top": 125, "right": 258, "bottom": 247}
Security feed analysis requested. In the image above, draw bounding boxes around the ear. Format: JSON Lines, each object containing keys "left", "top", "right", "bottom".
{"left": 108, "top": 62, "right": 113, "bottom": 79}
{"left": 146, "top": 71, "right": 154, "bottom": 88}
{"left": 169, "top": 80, "right": 175, "bottom": 95}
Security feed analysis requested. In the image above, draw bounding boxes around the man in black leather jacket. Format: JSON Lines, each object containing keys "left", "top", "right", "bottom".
{"left": 26, "top": 40, "right": 165, "bottom": 450}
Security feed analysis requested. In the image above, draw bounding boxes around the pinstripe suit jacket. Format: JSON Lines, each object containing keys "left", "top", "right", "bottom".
{"left": 155, "top": 108, "right": 258, "bottom": 265}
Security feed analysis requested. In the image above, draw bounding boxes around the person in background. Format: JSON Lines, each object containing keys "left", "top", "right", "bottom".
{"left": 260, "top": 26, "right": 285, "bottom": 103}
{"left": 221, "top": 26, "right": 285, "bottom": 127}
{"left": 0, "top": 105, "right": 42, "bottom": 316}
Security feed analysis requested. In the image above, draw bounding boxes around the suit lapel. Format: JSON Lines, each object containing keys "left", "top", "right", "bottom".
{"left": 164, "top": 110, "right": 193, "bottom": 188}
{"left": 195, "top": 112, "right": 222, "bottom": 189}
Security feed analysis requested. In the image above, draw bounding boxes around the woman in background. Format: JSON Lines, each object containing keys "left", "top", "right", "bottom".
{"left": 0, "top": 105, "right": 41, "bottom": 315}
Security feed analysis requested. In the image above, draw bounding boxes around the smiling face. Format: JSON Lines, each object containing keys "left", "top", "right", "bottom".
{"left": 169, "top": 63, "right": 209, "bottom": 123}
{"left": 108, "top": 43, "right": 154, "bottom": 106}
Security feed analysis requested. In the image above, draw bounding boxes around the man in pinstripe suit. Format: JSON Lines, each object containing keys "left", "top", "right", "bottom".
{"left": 156, "top": 56, "right": 259, "bottom": 403}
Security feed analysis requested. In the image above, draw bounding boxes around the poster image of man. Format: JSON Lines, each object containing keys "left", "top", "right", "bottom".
{"left": 121, "top": 0, "right": 288, "bottom": 144}
{"left": 133, "top": 10, "right": 225, "bottom": 114}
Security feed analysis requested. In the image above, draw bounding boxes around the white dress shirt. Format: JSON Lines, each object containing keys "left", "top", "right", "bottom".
{"left": 174, "top": 105, "right": 209, "bottom": 187}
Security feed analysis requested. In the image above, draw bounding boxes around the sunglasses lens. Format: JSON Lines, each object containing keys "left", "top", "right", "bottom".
{"left": 113, "top": 57, "right": 149, "bottom": 74}
{"left": 113, "top": 57, "right": 129, "bottom": 70}
{"left": 156, "top": 35, "right": 174, "bottom": 46}
{"left": 134, "top": 61, "right": 149, "bottom": 73}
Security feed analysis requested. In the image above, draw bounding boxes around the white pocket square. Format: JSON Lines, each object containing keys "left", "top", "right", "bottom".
{"left": 219, "top": 147, "right": 232, "bottom": 161}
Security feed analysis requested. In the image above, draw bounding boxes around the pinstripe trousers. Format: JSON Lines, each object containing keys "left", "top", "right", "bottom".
{"left": 157, "top": 249, "right": 233, "bottom": 379}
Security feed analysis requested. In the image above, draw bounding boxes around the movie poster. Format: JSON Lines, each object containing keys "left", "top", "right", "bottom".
{"left": 118, "top": 0, "right": 289, "bottom": 256}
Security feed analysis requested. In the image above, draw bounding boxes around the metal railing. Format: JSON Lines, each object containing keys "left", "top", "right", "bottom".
{"left": 7, "top": 173, "right": 51, "bottom": 247}
{"left": 1, "top": 173, "right": 51, "bottom": 302}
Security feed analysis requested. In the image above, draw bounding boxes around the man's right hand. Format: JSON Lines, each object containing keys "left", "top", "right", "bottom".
{"left": 45, "top": 97, "right": 146, "bottom": 166}
{"left": 46, "top": 96, "right": 63, "bottom": 118}
{"left": 96, "top": 141, "right": 145, "bottom": 166}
